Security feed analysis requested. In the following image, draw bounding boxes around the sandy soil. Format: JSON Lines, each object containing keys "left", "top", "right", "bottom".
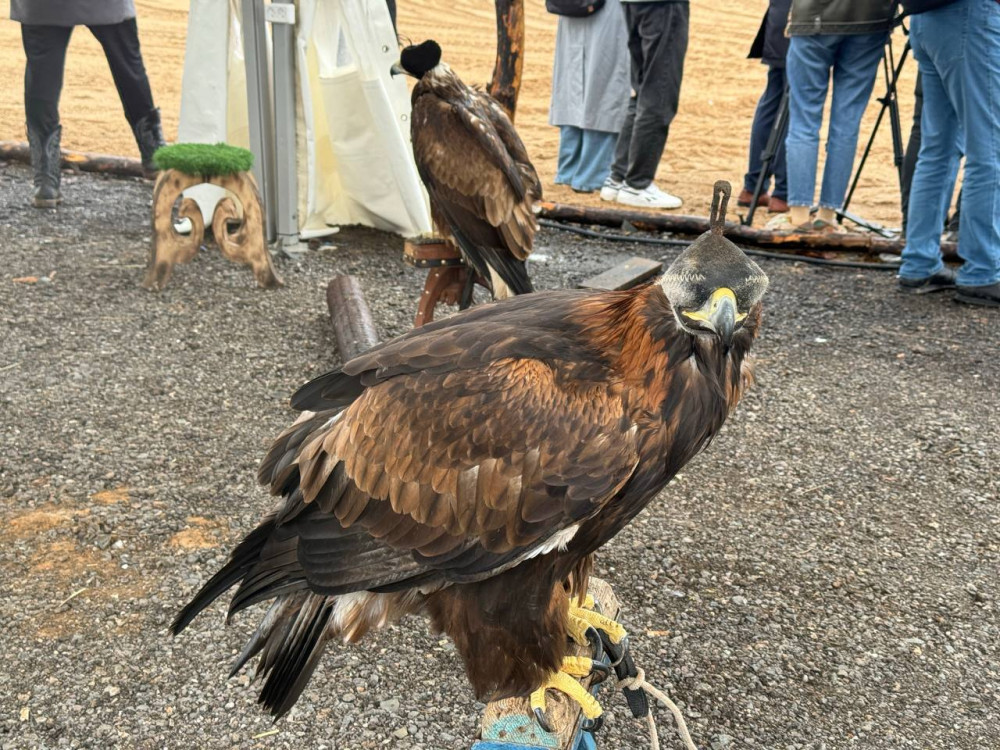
{"left": 0, "top": 0, "right": 915, "bottom": 227}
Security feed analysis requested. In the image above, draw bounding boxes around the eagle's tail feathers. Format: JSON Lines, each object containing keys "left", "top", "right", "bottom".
{"left": 170, "top": 516, "right": 277, "bottom": 635}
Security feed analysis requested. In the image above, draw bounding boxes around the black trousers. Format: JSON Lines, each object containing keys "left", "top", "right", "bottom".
{"left": 21, "top": 19, "right": 155, "bottom": 137}
{"left": 610, "top": 1, "right": 690, "bottom": 190}
{"left": 743, "top": 66, "right": 787, "bottom": 200}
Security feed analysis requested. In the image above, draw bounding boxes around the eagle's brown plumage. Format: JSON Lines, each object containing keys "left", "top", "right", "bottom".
{"left": 401, "top": 40, "right": 540, "bottom": 298}
{"left": 173, "top": 182, "right": 768, "bottom": 720}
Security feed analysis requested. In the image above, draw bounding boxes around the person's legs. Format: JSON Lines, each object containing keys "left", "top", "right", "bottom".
{"left": 899, "top": 14, "right": 962, "bottom": 282}
{"left": 770, "top": 67, "right": 788, "bottom": 202}
{"left": 819, "top": 31, "right": 887, "bottom": 217}
{"left": 21, "top": 24, "right": 72, "bottom": 136}
{"left": 785, "top": 35, "right": 836, "bottom": 225}
{"left": 743, "top": 65, "right": 786, "bottom": 199}
{"left": 608, "top": 4, "right": 641, "bottom": 185}
{"left": 89, "top": 18, "right": 163, "bottom": 170}
{"left": 954, "top": 0, "right": 1000, "bottom": 290}
{"left": 555, "top": 126, "right": 583, "bottom": 186}
{"left": 901, "top": 72, "right": 923, "bottom": 236}
{"left": 88, "top": 18, "right": 155, "bottom": 125}
{"left": 21, "top": 24, "right": 73, "bottom": 207}
{"left": 621, "top": 1, "right": 688, "bottom": 190}
{"left": 572, "top": 130, "right": 618, "bottom": 192}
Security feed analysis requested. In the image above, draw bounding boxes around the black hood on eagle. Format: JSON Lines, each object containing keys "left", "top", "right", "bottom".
{"left": 400, "top": 40, "right": 442, "bottom": 78}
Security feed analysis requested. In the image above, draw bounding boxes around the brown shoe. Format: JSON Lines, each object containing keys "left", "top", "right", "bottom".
{"left": 736, "top": 188, "right": 769, "bottom": 208}
{"left": 768, "top": 196, "right": 788, "bottom": 213}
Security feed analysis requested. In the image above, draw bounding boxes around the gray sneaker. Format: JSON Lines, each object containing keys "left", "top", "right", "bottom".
{"left": 599, "top": 177, "right": 623, "bottom": 202}
{"left": 897, "top": 267, "right": 957, "bottom": 294}
{"left": 955, "top": 281, "right": 1000, "bottom": 307}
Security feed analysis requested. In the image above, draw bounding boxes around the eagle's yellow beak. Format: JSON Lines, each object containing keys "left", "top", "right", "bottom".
{"left": 682, "top": 287, "right": 746, "bottom": 347}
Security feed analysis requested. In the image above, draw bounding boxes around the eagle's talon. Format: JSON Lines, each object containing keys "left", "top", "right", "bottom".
{"left": 581, "top": 715, "right": 604, "bottom": 733}
{"left": 529, "top": 656, "right": 606, "bottom": 734}
{"left": 585, "top": 626, "right": 605, "bottom": 663}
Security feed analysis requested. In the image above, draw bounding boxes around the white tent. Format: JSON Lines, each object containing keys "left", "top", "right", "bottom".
{"left": 177, "top": 0, "right": 431, "bottom": 242}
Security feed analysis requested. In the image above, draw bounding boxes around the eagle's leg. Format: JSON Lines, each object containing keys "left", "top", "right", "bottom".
{"left": 528, "top": 655, "right": 610, "bottom": 733}
{"left": 527, "top": 593, "right": 628, "bottom": 732}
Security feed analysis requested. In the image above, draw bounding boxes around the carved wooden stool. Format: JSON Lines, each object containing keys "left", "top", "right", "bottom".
{"left": 143, "top": 143, "right": 283, "bottom": 291}
{"left": 403, "top": 238, "right": 490, "bottom": 327}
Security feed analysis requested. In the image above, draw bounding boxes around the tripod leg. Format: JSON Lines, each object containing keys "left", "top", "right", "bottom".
{"left": 746, "top": 86, "right": 789, "bottom": 226}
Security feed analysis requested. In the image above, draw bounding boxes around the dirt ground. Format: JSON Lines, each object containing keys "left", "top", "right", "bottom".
{"left": 1, "top": 160, "right": 998, "bottom": 750}
{"left": 0, "top": 0, "right": 916, "bottom": 228}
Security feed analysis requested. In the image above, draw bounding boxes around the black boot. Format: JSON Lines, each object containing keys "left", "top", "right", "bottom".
{"left": 132, "top": 107, "right": 166, "bottom": 177}
{"left": 27, "top": 123, "right": 62, "bottom": 209}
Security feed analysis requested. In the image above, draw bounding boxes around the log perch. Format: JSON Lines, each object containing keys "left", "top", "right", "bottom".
{"left": 488, "top": 0, "right": 525, "bottom": 119}
{"left": 0, "top": 140, "right": 146, "bottom": 179}
{"left": 326, "top": 276, "right": 381, "bottom": 362}
{"left": 537, "top": 201, "right": 960, "bottom": 260}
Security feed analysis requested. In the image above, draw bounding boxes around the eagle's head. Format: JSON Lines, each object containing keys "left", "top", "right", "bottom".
{"left": 659, "top": 181, "right": 769, "bottom": 349}
{"left": 391, "top": 40, "right": 442, "bottom": 79}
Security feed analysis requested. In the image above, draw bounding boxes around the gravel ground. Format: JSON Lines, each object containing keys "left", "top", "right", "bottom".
{"left": 1, "top": 163, "right": 998, "bottom": 750}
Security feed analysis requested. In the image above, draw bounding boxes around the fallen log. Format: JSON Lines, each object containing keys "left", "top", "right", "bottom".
{"left": 0, "top": 140, "right": 146, "bottom": 179}
{"left": 537, "top": 201, "right": 960, "bottom": 261}
{"left": 326, "top": 276, "right": 380, "bottom": 361}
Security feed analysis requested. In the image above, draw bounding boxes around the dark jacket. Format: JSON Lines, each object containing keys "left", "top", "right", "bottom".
{"left": 787, "top": 0, "right": 895, "bottom": 35}
{"left": 749, "top": 0, "right": 793, "bottom": 67}
{"left": 11, "top": 0, "right": 135, "bottom": 27}
{"left": 900, "top": 0, "right": 959, "bottom": 13}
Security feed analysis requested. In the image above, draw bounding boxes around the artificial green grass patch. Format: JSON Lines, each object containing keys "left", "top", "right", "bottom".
{"left": 152, "top": 143, "right": 254, "bottom": 176}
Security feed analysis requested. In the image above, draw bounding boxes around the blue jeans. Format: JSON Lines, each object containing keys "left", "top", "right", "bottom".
{"left": 901, "top": 0, "right": 1000, "bottom": 286}
{"left": 744, "top": 66, "right": 787, "bottom": 200}
{"left": 556, "top": 126, "right": 618, "bottom": 192}
{"left": 785, "top": 33, "right": 886, "bottom": 209}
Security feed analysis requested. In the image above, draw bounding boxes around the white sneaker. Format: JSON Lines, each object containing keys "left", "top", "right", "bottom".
{"left": 599, "top": 177, "right": 623, "bottom": 202}
{"left": 616, "top": 183, "right": 683, "bottom": 210}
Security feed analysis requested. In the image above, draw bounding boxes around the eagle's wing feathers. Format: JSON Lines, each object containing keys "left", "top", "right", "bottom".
{"left": 411, "top": 94, "right": 536, "bottom": 263}
{"left": 280, "top": 356, "right": 639, "bottom": 588}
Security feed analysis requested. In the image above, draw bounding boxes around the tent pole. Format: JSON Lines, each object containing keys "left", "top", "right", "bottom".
{"left": 269, "top": 0, "right": 301, "bottom": 254}
{"left": 240, "top": 0, "right": 277, "bottom": 243}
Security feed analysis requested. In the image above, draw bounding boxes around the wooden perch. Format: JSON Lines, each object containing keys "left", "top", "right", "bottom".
{"left": 488, "top": 0, "right": 525, "bottom": 119}
{"left": 473, "top": 577, "right": 619, "bottom": 750}
{"left": 537, "top": 201, "right": 960, "bottom": 260}
{"left": 326, "top": 276, "right": 381, "bottom": 361}
{"left": 0, "top": 140, "right": 145, "bottom": 179}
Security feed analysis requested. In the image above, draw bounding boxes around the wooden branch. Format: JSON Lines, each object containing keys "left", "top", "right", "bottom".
{"left": 488, "top": 0, "right": 525, "bottom": 119}
{"left": 326, "top": 276, "right": 381, "bottom": 361}
{"left": 0, "top": 140, "right": 146, "bottom": 178}
{"left": 537, "top": 201, "right": 960, "bottom": 260}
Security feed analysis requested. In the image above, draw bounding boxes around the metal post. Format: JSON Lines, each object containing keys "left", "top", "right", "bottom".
{"left": 241, "top": 0, "right": 277, "bottom": 243}
{"left": 267, "top": 0, "right": 301, "bottom": 254}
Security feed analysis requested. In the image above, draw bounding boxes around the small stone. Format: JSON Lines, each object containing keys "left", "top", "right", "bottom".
{"left": 731, "top": 596, "right": 748, "bottom": 607}
{"left": 392, "top": 728, "right": 408, "bottom": 739}
{"left": 380, "top": 698, "right": 400, "bottom": 712}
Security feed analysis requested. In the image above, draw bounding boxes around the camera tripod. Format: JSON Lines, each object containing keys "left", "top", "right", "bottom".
{"left": 743, "top": 27, "right": 910, "bottom": 236}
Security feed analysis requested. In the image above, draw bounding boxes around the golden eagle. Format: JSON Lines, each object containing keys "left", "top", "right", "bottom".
{"left": 392, "top": 40, "right": 539, "bottom": 299}
{"left": 172, "top": 182, "right": 767, "bottom": 726}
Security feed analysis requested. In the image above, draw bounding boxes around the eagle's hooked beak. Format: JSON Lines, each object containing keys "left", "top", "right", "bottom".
{"left": 390, "top": 62, "right": 407, "bottom": 77}
{"left": 682, "top": 287, "right": 746, "bottom": 348}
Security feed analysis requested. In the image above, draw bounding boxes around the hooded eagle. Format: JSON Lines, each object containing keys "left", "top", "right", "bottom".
{"left": 172, "top": 183, "right": 768, "bottom": 726}
{"left": 393, "top": 40, "right": 540, "bottom": 299}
